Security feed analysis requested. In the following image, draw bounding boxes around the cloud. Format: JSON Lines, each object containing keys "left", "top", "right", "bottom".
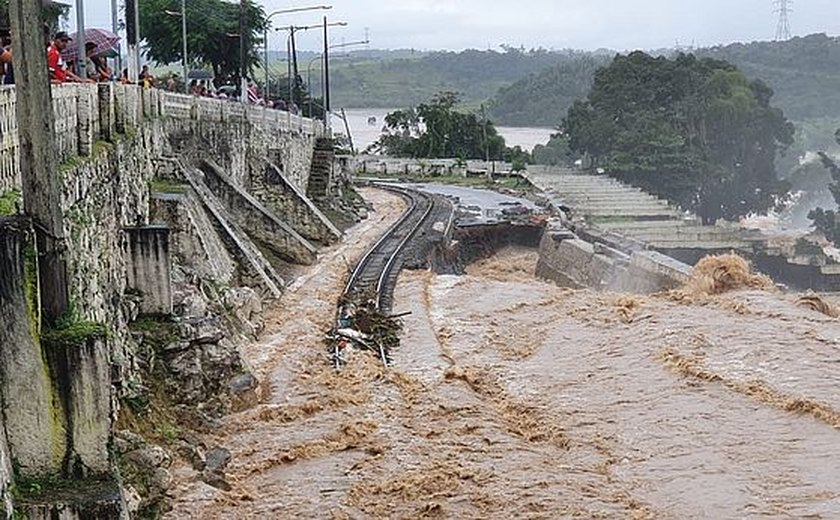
{"left": 71, "top": 0, "right": 839, "bottom": 55}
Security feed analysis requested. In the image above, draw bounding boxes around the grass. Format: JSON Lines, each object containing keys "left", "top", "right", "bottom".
{"left": 149, "top": 178, "right": 189, "bottom": 194}
{"left": 42, "top": 319, "right": 108, "bottom": 349}
{"left": 0, "top": 189, "right": 21, "bottom": 216}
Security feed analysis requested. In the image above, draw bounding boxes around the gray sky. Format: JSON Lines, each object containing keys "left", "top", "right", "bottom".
{"left": 72, "top": 0, "right": 839, "bottom": 55}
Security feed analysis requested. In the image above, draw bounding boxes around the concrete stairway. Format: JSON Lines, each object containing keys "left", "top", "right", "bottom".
{"left": 306, "top": 138, "right": 334, "bottom": 200}
{"left": 526, "top": 168, "right": 758, "bottom": 254}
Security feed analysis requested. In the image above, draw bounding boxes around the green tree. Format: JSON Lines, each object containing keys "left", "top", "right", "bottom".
{"left": 564, "top": 51, "right": 794, "bottom": 223}
{"left": 369, "top": 91, "right": 508, "bottom": 160}
{"left": 139, "top": 0, "right": 267, "bottom": 85}
{"left": 533, "top": 132, "right": 576, "bottom": 166}
{"left": 808, "top": 129, "right": 840, "bottom": 242}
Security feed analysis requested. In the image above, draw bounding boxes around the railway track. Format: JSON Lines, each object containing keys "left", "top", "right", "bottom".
{"left": 333, "top": 183, "right": 452, "bottom": 367}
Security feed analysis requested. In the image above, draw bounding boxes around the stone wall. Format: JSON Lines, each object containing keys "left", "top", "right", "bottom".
{"left": 0, "top": 84, "right": 325, "bottom": 515}
{"left": 535, "top": 224, "right": 625, "bottom": 289}
{"left": 536, "top": 221, "right": 694, "bottom": 293}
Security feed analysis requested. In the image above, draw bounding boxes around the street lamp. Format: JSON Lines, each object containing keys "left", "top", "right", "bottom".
{"left": 264, "top": 5, "right": 332, "bottom": 101}
{"left": 164, "top": 1, "right": 189, "bottom": 93}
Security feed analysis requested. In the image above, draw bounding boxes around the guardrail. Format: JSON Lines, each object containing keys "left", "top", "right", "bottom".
{"left": 0, "top": 84, "right": 324, "bottom": 194}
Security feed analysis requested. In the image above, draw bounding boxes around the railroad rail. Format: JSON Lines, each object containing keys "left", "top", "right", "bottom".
{"left": 333, "top": 183, "right": 452, "bottom": 367}
{"left": 344, "top": 183, "right": 449, "bottom": 312}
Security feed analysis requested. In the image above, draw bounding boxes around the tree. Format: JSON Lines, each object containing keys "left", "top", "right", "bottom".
{"left": 533, "top": 132, "right": 576, "bottom": 166}
{"left": 564, "top": 51, "right": 794, "bottom": 223}
{"left": 369, "top": 91, "right": 508, "bottom": 160}
{"left": 808, "top": 129, "right": 840, "bottom": 242}
{"left": 139, "top": 0, "right": 267, "bottom": 85}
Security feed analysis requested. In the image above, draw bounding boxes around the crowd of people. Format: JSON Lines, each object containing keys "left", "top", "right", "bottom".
{"left": 0, "top": 29, "right": 304, "bottom": 115}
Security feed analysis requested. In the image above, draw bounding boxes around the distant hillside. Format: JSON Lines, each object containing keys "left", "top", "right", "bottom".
{"left": 487, "top": 54, "right": 610, "bottom": 127}
{"left": 698, "top": 34, "right": 840, "bottom": 121}
{"left": 487, "top": 34, "right": 840, "bottom": 127}
{"left": 322, "top": 48, "right": 594, "bottom": 109}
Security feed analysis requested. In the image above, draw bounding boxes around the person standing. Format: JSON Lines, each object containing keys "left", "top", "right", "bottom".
{"left": 47, "top": 32, "right": 89, "bottom": 83}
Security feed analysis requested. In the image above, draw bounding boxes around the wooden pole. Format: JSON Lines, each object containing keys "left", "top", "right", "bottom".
{"left": 9, "top": 0, "right": 69, "bottom": 326}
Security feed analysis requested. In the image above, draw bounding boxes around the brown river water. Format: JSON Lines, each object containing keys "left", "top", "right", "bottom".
{"left": 167, "top": 189, "right": 840, "bottom": 518}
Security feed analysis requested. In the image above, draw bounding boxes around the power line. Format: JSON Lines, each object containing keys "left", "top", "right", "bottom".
{"left": 773, "top": 0, "right": 792, "bottom": 41}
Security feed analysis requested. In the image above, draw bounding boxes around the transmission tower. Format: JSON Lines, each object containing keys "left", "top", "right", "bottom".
{"left": 774, "top": 0, "right": 792, "bottom": 41}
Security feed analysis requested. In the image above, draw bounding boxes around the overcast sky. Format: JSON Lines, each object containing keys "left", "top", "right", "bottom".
{"left": 71, "top": 0, "right": 839, "bottom": 55}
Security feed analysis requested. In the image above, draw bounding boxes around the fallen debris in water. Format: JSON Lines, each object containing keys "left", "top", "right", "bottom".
{"left": 796, "top": 291, "right": 840, "bottom": 318}
{"left": 329, "top": 292, "right": 404, "bottom": 368}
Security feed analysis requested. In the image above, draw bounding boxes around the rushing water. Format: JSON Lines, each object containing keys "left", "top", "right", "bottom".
{"left": 332, "top": 108, "right": 555, "bottom": 153}
{"left": 167, "top": 189, "right": 840, "bottom": 518}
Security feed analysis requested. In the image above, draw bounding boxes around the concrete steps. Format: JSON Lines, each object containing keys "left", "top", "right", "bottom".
{"left": 526, "top": 168, "right": 757, "bottom": 254}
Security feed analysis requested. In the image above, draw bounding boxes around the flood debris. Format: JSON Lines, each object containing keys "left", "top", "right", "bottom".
{"left": 796, "top": 291, "right": 840, "bottom": 318}
{"left": 681, "top": 253, "right": 775, "bottom": 296}
{"left": 329, "top": 293, "right": 404, "bottom": 368}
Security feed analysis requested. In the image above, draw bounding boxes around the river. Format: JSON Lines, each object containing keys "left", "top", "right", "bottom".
{"left": 167, "top": 188, "right": 840, "bottom": 518}
{"left": 332, "top": 108, "right": 555, "bottom": 153}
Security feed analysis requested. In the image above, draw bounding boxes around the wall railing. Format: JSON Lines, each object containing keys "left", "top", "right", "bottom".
{"left": 0, "top": 84, "right": 324, "bottom": 194}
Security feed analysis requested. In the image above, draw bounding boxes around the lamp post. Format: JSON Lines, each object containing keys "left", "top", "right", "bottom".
{"left": 264, "top": 5, "right": 331, "bottom": 100}
{"left": 164, "top": 3, "right": 189, "bottom": 94}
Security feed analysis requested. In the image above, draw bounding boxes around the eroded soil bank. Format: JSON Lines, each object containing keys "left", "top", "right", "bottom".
{"left": 167, "top": 191, "right": 840, "bottom": 518}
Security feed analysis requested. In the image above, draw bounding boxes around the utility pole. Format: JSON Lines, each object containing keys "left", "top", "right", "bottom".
{"left": 239, "top": 0, "right": 247, "bottom": 102}
{"left": 323, "top": 17, "right": 330, "bottom": 121}
{"left": 291, "top": 28, "right": 299, "bottom": 107}
{"left": 774, "top": 0, "right": 792, "bottom": 41}
{"left": 126, "top": 0, "right": 140, "bottom": 82}
{"left": 9, "top": 0, "right": 69, "bottom": 325}
{"left": 75, "top": 0, "right": 86, "bottom": 78}
{"left": 111, "top": 0, "right": 121, "bottom": 76}
{"left": 181, "top": 0, "right": 188, "bottom": 93}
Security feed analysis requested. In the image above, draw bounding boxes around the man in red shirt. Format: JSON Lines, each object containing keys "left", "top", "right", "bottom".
{"left": 47, "top": 32, "right": 87, "bottom": 84}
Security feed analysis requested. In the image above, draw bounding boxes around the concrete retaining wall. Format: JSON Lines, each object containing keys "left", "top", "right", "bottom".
{"left": 536, "top": 222, "right": 693, "bottom": 293}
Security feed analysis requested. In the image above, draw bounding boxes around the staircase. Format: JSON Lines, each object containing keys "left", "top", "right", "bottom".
{"left": 306, "top": 138, "right": 334, "bottom": 200}
{"left": 526, "top": 167, "right": 762, "bottom": 257}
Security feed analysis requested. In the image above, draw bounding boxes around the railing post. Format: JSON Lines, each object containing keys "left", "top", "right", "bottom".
{"left": 98, "top": 83, "right": 115, "bottom": 142}
{"left": 77, "top": 85, "right": 94, "bottom": 156}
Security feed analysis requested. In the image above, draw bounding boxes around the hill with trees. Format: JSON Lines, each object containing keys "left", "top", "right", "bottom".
{"left": 325, "top": 48, "right": 596, "bottom": 109}
{"left": 487, "top": 54, "right": 610, "bottom": 127}
{"left": 487, "top": 33, "right": 840, "bottom": 128}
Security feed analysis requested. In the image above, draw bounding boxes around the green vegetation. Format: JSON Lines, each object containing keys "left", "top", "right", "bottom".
{"left": 487, "top": 34, "right": 840, "bottom": 134}
{"left": 370, "top": 92, "right": 516, "bottom": 161}
{"left": 699, "top": 34, "right": 840, "bottom": 122}
{"left": 489, "top": 54, "right": 610, "bottom": 127}
{"left": 42, "top": 309, "right": 108, "bottom": 349}
{"left": 564, "top": 52, "right": 794, "bottom": 223}
{"left": 0, "top": 189, "right": 20, "bottom": 216}
{"left": 532, "top": 133, "right": 577, "bottom": 166}
{"left": 325, "top": 48, "right": 582, "bottom": 109}
{"left": 808, "top": 129, "right": 840, "bottom": 242}
{"left": 139, "top": 0, "right": 267, "bottom": 84}
{"left": 149, "top": 178, "right": 189, "bottom": 194}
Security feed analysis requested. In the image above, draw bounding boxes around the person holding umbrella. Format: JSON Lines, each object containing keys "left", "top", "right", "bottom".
{"left": 85, "top": 42, "right": 112, "bottom": 82}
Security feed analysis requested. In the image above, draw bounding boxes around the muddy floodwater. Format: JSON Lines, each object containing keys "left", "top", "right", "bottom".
{"left": 167, "top": 190, "right": 840, "bottom": 518}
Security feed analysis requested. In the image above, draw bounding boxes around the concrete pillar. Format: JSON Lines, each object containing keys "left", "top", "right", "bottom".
{"left": 44, "top": 337, "right": 111, "bottom": 477}
{"left": 98, "top": 83, "right": 115, "bottom": 142}
{"left": 125, "top": 226, "right": 173, "bottom": 316}
{"left": 77, "top": 86, "right": 95, "bottom": 156}
{"left": 0, "top": 218, "right": 65, "bottom": 477}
